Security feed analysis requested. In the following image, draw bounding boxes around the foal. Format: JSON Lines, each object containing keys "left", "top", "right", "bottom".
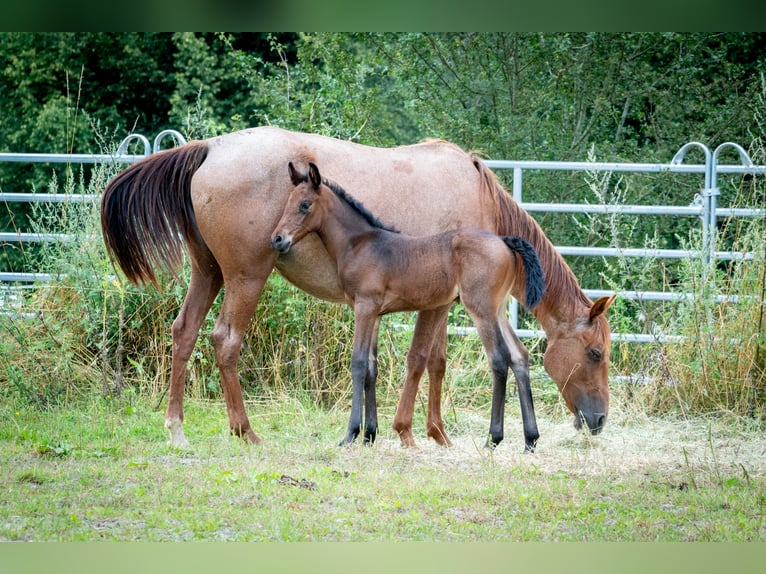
{"left": 271, "top": 162, "right": 546, "bottom": 451}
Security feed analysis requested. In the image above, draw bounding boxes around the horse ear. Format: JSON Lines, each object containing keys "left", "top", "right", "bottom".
{"left": 589, "top": 294, "right": 617, "bottom": 322}
{"left": 288, "top": 162, "right": 303, "bottom": 186}
{"left": 308, "top": 162, "right": 322, "bottom": 190}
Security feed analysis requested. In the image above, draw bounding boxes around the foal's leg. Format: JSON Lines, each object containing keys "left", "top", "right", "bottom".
{"left": 341, "top": 302, "right": 380, "bottom": 446}
{"left": 498, "top": 311, "right": 539, "bottom": 452}
{"left": 210, "top": 262, "right": 275, "bottom": 444}
{"left": 392, "top": 305, "right": 451, "bottom": 447}
{"left": 165, "top": 263, "right": 223, "bottom": 448}
{"left": 363, "top": 318, "right": 381, "bottom": 445}
{"left": 470, "top": 316, "right": 511, "bottom": 449}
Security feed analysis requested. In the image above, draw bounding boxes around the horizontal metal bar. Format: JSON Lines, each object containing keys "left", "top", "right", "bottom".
{"left": 0, "top": 193, "right": 98, "bottom": 203}
{"left": 0, "top": 272, "right": 57, "bottom": 282}
{"left": 521, "top": 202, "right": 703, "bottom": 216}
{"left": 445, "top": 325, "right": 684, "bottom": 343}
{"left": 584, "top": 289, "right": 690, "bottom": 301}
{"left": 557, "top": 245, "right": 756, "bottom": 260}
{"left": 0, "top": 152, "right": 145, "bottom": 164}
{"left": 485, "top": 159, "right": 766, "bottom": 175}
{"left": 0, "top": 232, "right": 74, "bottom": 243}
{"left": 484, "top": 159, "right": 707, "bottom": 173}
{"left": 556, "top": 246, "right": 701, "bottom": 258}
{"left": 585, "top": 289, "right": 742, "bottom": 303}
{"left": 715, "top": 207, "right": 766, "bottom": 217}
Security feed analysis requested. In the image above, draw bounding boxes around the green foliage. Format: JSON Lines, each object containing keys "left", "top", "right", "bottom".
{"left": 0, "top": 32, "right": 295, "bottom": 271}
{"left": 2, "top": 33, "right": 765, "bottom": 420}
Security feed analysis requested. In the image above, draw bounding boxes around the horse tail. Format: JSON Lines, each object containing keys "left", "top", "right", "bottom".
{"left": 501, "top": 236, "right": 546, "bottom": 310}
{"left": 100, "top": 140, "right": 209, "bottom": 286}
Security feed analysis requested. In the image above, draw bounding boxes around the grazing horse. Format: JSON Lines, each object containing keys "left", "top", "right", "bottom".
{"left": 100, "top": 126, "right": 615, "bottom": 449}
{"left": 271, "top": 162, "right": 546, "bottom": 450}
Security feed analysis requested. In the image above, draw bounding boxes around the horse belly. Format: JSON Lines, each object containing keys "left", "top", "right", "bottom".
{"left": 274, "top": 236, "right": 346, "bottom": 303}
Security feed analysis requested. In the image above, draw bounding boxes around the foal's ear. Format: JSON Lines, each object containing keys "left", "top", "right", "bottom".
{"left": 288, "top": 162, "right": 304, "bottom": 186}
{"left": 589, "top": 294, "right": 617, "bottom": 322}
{"left": 308, "top": 162, "right": 322, "bottom": 190}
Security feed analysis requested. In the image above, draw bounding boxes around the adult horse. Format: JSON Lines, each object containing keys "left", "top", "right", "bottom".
{"left": 101, "top": 126, "right": 615, "bottom": 448}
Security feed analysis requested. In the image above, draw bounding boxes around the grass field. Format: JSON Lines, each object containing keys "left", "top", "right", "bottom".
{"left": 1, "top": 391, "right": 764, "bottom": 542}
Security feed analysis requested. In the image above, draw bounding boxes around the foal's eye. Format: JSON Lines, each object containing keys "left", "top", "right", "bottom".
{"left": 588, "top": 348, "right": 603, "bottom": 362}
{"left": 299, "top": 200, "right": 312, "bottom": 214}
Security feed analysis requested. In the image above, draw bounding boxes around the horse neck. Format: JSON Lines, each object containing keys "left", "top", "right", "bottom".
{"left": 496, "top": 192, "right": 592, "bottom": 332}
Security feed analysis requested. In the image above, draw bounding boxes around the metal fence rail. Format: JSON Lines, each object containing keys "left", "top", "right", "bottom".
{"left": 2, "top": 132, "right": 765, "bottom": 344}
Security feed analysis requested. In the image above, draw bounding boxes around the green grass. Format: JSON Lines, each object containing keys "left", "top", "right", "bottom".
{"left": 1, "top": 392, "right": 764, "bottom": 542}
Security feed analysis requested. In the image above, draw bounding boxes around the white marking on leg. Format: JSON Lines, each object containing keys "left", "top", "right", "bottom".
{"left": 165, "top": 418, "right": 190, "bottom": 448}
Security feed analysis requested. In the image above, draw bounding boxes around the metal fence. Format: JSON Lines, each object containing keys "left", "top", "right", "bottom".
{"left": 2, "top": 132, "right": 765, "bottom": 343}
{"left": 486, "top": 141, "right": 766, "bottom": 342}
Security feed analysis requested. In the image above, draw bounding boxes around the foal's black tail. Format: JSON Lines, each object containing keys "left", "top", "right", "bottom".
{"left": 502, "top": 236, "right": 545, "bottom": 310}
{"left": 101, "top": 140, "right": 209, "bottom": 287}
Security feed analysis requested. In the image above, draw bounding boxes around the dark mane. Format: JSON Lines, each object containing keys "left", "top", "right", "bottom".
{"left": 322, "top": 177, "right": 400, "bottom": 234}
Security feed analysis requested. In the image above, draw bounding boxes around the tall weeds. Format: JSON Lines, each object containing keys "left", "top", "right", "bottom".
{"left": 586, "top": 140, "right": 766, "bottom": 417}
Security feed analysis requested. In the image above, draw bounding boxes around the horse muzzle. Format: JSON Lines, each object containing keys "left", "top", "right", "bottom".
{"left": 573, "top": 410, "right": 607, "bottom": 435}
{"left": 270, "top": 233, "right": 293, "bottom": 254}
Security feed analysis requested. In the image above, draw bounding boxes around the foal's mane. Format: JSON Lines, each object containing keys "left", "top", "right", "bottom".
{"left": 472, "top": 156, "right": 593, "bottom": 312}
{"left": 321, "top": 177, "right": 400, "bottom": 234}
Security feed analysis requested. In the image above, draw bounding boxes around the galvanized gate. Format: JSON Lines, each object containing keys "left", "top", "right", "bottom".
{"left": 1, "top": 131, "right": 764, "bottom": 344}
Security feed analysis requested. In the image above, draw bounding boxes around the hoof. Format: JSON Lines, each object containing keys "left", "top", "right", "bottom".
{"left": 338, "top": 434, "right": 358, "bottom": 447}
{"left": 427, "top": 426, "right": 453, "bottom": 447}
{"left": 231, "top": 425, "right": 263, "bottom": 445}
{"left": 165, "top": 418, "right": 190, "bottom": 449}
{"left": 394, "top": 425, "right": 417, "bottom": 448}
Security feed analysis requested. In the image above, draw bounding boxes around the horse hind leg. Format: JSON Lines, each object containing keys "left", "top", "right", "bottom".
{"left": 392, "top": 305, "right": 451, "bottom": 447}
{"left": 466, "top": 309, "right": 512, "bottom": 449}
{"left": 425, "top": 308, "right": 452, "bottom": 447}
{"left": 498, "top": 313, "right": 539, "bottom": 452}
{"left": 211, "top": 266, "right": 275, "bottom": 444}
{"left": 166, "top": 264, "right": 223, "bottom": 448}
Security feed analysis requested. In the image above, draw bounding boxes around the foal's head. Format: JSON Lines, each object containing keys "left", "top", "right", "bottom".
{"left": 271, "top": 162, "right": 326, "bottom": 254}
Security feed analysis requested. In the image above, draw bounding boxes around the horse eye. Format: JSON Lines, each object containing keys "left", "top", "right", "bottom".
{"left": 299, "top": 200, "right": 312, "bottom": 214}
{"left": 588, "top": 348, "right": 603, "bottom": 362}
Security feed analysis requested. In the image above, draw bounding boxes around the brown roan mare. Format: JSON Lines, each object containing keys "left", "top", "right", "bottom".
{"left": 100, "top": 126, "right": 616, "bottom": 449}
{"left": 271, "top": 162, "right": 546, "bottom": 451}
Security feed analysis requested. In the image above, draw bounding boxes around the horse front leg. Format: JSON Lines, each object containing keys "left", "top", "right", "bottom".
{"left": 425, "top": 307, "right": 452, "bottom": 446}
{"left": 166, "top": 264, "right": 222, "bottom": 447}
{"left": 363, "top": 318, "right": 381, "bottom": 445}
{"left": 340, "top": 303, "right": 379, "bottom": 446}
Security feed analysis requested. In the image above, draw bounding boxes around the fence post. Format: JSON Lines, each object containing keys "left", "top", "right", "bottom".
{"left": 153, "top": 130, "right": 187, "bottom": 153}
{"left": 710, "top": 143, "right": 754, "bottom": 264}
{"left": 116, "top": 134, "right": 151, "bottom": 157}
{"left": 671, "top": 142, "right": 713, "bottom": 268}
{"left": 509, "top": 167, "right": 524, "bottom": 331}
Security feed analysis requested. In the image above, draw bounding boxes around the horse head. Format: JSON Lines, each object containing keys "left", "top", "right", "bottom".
{"left": 542, "top": 294, "right": 616, "bottom": 435}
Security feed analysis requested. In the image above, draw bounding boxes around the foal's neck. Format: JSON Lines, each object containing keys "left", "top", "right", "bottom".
{"left": 317, "top": 191, "right": 386, "bottom": 262}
